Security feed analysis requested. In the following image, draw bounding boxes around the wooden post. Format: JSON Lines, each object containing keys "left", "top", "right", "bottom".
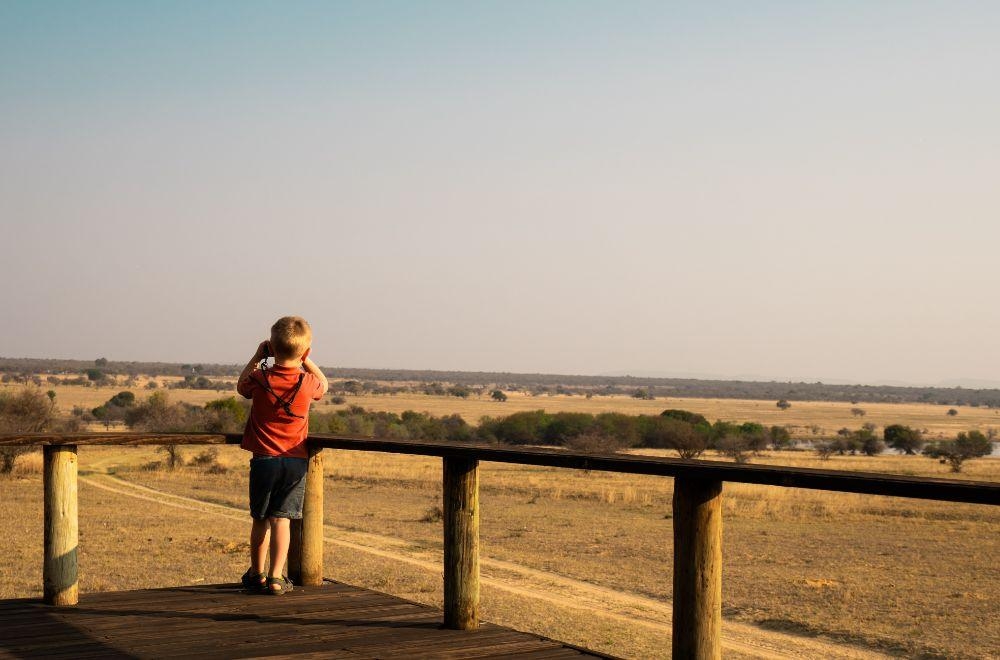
{"left": 287, "top": 519, "right": 303, "bottom": 585}
{"left": 44, "top": 445, "right": 79, "bottom": 606}
{"left": 672, "top": 476, "right": 722, "bottom": 660}
{"left": 443, "top": 456, "right": 479, "bottom": 630}
{"left": 298, "top": 445, "right": 324, "bottom": 586}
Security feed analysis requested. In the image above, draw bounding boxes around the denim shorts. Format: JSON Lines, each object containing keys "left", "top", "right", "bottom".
{"left": 249, "top": 456, "right": 308, "bottom": 520}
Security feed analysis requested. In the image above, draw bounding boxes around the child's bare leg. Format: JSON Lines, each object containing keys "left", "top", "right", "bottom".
{"left": 250, "top": 517, "right": 270, "bottom": 574}
{"left": 267, "top": 516, "right": 291, "bottom": 582}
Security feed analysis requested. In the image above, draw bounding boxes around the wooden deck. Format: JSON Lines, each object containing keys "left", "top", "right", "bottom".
{"left": 0, "top": 581, "right": 613, "bottom": 659}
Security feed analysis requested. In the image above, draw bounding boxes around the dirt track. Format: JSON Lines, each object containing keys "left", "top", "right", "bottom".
{"left": 81, "top": 473, "right": 890, "bottom": 660}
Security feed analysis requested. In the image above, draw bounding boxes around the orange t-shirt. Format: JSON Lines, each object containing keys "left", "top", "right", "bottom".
{"left": 237, "top": 365, "right": 324, "bottom": 458}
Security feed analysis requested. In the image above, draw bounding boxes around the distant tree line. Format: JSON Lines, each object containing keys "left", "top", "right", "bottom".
{"left": 0, "top": 385, "right": 994, "bottom": 474}
{"left": 306, "top": 407, "right": 792, "bottom": 462}
{"left": 6, "top": 357, "right": 1000, "bottom": 407}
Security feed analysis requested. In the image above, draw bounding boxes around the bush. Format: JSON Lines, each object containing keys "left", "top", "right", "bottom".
{"left": 564, "top": 433, "right": 627, "bottom": 453}
{"left": 125, "top": 391, "right": 205, "bottom": 432}
{"left": 593, "top": 413, "right": 640, "bottom": 447}
{"left": 190, "top": 448, "right": 220, "bottom": 466}
{"left": 640, "top": 417, "right": 707, "bottom": 459}
{"left": 544, "top": 413, "right": 596, "bottom": 445}
{"left": 494, "top": 411, "right": 553, "bottom": 445}
{"left": 419, "top": 506, "right": 443, "bottom": 523}
{"left": 718, "top": 434, "right": 752, "bottom": 463}
{"left": 0, "top": 387, "right": 55, "bottom": 434}
{"left": 660, "top": 410, "right": 709, "bottom": 426}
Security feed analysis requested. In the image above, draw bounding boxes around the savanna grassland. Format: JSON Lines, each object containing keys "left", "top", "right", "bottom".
{"left": 11, "top": 379, "right": 1000, "bottom": 441}
{"left": 1, "top": 442, "right": 997, "bottom": 659}
{"left": 2, "top": 379, "right": 999, "bottom": 657}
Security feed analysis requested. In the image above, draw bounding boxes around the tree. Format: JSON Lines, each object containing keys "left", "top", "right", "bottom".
{"left": 203, "top": 396, "right": 248, "bottom": 433}
{"left": 490, "top": 390, "right": 507, "bottom": 402}
{"left": 339, "top": 380, "right": 364, "bottom": 395}
{"left": 859, "top": 434, "right": 886, "bottom": 456}
{"left": 86, "top": 368, "right": 103, "bottom": 382}
{"left": 0, "top": 387, "right": 55, "bottom": 472}
{"left": 95, "top": 357, "right": 108, "bottom": 367}
{"left": 923, "top": 431, "right": 991, "bottom": 472}
{"left": 769, "top": 425, "right": 793, "bottom": 450}
{"left": 884, "top": 424, "right": 923, "bottom": 455}
{"left": 447, "top": 385, "right": 471, "bottom": 399}
{"left": 850, "top": 407, "right": 866, "bottom": 417}
{"left": 776, "top": 399, "right": 791, "bottom": 410}
{"left": 158, "top": 445, "right": 185, "bottom": 470}
{"left": 947, "top": 408, "right": 958, "bottom": 417}
{"left": 738, "top": 422, "right": 769, "bottom": 452}
{"left": 108, "top": 391, "right": 136, "bottom": 408}
{"left": 815, "top": 441, "right": 836, "bottom": 460}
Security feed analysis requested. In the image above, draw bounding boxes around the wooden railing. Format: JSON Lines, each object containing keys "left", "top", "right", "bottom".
{"left": 3, "top": 432, "right": 998, "bottom": 659}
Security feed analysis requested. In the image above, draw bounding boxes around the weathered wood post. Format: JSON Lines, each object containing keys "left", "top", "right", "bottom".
{"left": 44, "top": 445, "right": 79, "bottom": 606}
{"left": 287, "top": 519, "right": 303, "bottom": 584}
{"left": 298, "top": 445, "right": 324, "bottom": 586}
{"left": 672, "top": 476, "right": 723, "bottom": 659}
{"left": 443, "top": 456, "right": 480, "bottom": 629}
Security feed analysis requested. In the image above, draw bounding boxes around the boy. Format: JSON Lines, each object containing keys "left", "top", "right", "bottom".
{"left": 236, "top": 316, "right": 329, "bottom": 594}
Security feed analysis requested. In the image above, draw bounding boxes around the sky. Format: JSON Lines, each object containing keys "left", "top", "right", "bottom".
{"left": 1, "top": 1, "right": 998, "bottom": 386}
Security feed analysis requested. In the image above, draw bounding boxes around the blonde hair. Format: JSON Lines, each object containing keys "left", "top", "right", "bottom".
{"left": 270, "top": 316, "right": 312, "bottom": 361}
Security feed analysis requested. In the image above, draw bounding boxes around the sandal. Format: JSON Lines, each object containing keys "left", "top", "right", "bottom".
{"left": 266, "top": 576, "right": 293, "bottom": 595}
{"left": 241, "top": 568, "right": 266, "bottom": 593}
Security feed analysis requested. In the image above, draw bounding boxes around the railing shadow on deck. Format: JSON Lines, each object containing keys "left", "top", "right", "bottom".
{"left": 2, "top": 431, "right": 998, "bottom": 659}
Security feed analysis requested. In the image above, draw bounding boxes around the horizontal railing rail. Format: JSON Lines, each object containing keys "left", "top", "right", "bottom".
{"left": 4, "top": 432, "right": 998, "bottom": 504}
{"left": 2, "top": 431, "right": 998, "bottom": 659}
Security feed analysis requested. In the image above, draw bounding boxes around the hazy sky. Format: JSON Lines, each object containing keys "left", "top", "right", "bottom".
{"left": 2, "top": 1, "right": 998, "bottom": 385}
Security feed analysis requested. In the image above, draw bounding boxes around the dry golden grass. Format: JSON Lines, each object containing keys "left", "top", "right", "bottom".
{"left": 2, "top": 445, "right": 995, "bottom": 658}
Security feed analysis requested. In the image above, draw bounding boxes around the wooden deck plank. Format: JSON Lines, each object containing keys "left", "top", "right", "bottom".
{"left": 0, "top": 583, "right": 614, "bottom": 659}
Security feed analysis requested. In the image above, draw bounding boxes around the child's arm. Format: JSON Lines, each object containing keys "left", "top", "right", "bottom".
{"left": 237, "top": 341, "right": 269, "bottom": 397}
{"left": 302, "top": 357, "right": 329, "bottom": 397}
